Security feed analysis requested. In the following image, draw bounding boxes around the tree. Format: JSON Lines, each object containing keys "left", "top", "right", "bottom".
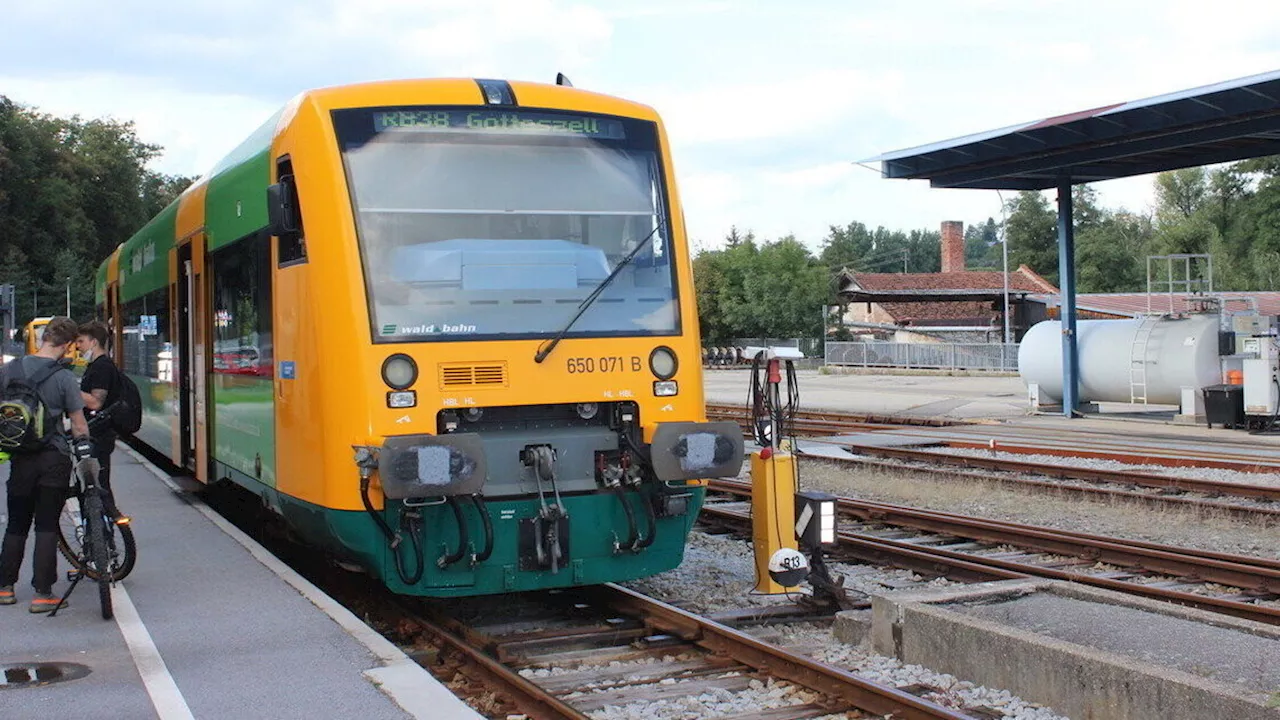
{"left": 723, "top": 225, "right": 755, "bottom": 249}
{"left": 818, "top": 221, "right": 874, "bottom": 269}
{"left": 0, "top": 95, "right": 196, "bottom": 326}
{"left": 1076, "top": 212, "right": 1152, "bottom": 293}
{"left": 693, "top": 232, "right": 828, "bottom": 342}
{"left": 1072, "top": 185, "right": 1104, "bottom": 232}
{"left": 965, "top": 218, "right": 1000, "bottom": 269}
{"left": 1155, "top": 167, "right": 1208, "bottom": 221}
{"left": 741, "top": 236, "right": 829, "bottom": 338}
{"left": 1003, "top": 190, "right": 1059, "bottom": 284}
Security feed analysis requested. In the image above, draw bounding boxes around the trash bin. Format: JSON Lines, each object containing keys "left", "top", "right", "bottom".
{"left": 1202, "top": 384, "right": 1244, "bottom": 429}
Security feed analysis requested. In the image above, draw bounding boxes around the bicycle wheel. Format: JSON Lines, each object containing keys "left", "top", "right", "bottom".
{"left": 108, "top": 523, "right": 137, "bottom": 581}
{"left": 83, "top": 491, "right": 114, "bottom": 620}
{"left": 58, "top": 497, "right": 136, "bottom": 582}
{"left": 57, "top": 496, "right": 85, "bottom": 569}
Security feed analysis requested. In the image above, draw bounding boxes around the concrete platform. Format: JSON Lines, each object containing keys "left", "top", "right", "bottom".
{"left": 704, "top": 369, "right": 1027, "bottom": 420}
{"left": 814, "top": 433, "right": 946, "bottom": 449}
{"left": 0, "top": 446, "right": 480, "bottom": 719}
{"left": 862, "top": 578, "right": 1280, "bottom": 720}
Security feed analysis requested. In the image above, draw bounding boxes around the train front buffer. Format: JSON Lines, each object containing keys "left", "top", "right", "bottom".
{"left": 351, "top": 408, "right": 743, "bottom": 596}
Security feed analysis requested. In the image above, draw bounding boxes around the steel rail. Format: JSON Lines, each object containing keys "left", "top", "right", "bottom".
{"left": 592, "top": 583, "right": 977, "bottom": 720}
{"left": 706, "top": 402, "right": 1280, "bottom": 472}
{"left": 706, "top": 402, "right": 960, "bottom": 428}
{"left": 706, "top": 481, "right": 1280, "bottom": 626}
{"left": 710, "top": 479, "right": 1280, "bottom": 573}
{"left": 813, "top": 450, "right": 1280, "bottom": 521}
{"left": 838, "top": 443, "right": 1280, "bottom": 503}
{"left": 706, "top": 407, "right": 1280, "bottom": 509}
{"left": 397, "top": 602, "right": 589, "bottom": 720}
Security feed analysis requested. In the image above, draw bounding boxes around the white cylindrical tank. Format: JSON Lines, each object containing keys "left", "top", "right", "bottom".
{"left": 1019, "top": 315, "right": 1222, "bottom": 405}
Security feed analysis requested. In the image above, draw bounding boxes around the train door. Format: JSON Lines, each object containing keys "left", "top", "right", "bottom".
{"left": 176, "top": 240, "right": 209, "bottom": 476}
{"left": 106, "top": 285, "right": 122, "bottom": 357}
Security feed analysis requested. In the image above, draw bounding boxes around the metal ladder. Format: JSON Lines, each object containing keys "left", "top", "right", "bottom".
{"left": 1129, "top": 318, "right": 1155, "bottom": 405}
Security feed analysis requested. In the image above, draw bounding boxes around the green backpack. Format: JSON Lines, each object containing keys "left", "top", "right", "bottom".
{"left": 0, "top": 359, "right": 62, "bottom": 452}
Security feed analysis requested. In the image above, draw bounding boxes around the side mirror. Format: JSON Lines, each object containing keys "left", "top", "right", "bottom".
{"left": 266, "top": 178, "right": 299, "bottom": 237}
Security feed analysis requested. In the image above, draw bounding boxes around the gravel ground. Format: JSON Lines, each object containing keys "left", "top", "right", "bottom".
{"left": 916, "top": 445, "right": 1280, "bottom": 489}
{"left": 625, "top": 531, "right": 957, "bottom": 614}
{"left": 624, "top": 532, "right": 1069, "bottom": 719}
{"left": 575, "top": 673, "right": 857, "bottom": 720}
{"left": 772, "top": 623, "right": 1065, "bottom": 719}
{"left": 795, "top": 459, "right": 1280, "bottom": 560}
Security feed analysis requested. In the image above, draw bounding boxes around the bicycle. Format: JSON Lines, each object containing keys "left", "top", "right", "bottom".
{"left": 51, "top": 409, "right": 137, "bottom": 620}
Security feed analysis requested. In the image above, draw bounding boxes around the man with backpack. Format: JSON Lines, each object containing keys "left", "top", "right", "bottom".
{"left": 76, "top": 320, "right": 129, "bottom": 524}
{"left": 0, "top": 316, "right": 93, "bottom": 612}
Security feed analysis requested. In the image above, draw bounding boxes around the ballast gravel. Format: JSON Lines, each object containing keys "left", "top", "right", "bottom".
{"left": 622, "top": 531, "right": 1069, "bottom": 719}
{"left": 773, "top": 623, "right": 1066, "bottom": 720}
{"left": 916, "top": 445, "right": 1280, "bottom": 491}
{"left": 796, "top": 460, "right": 1280, "bottom": 560}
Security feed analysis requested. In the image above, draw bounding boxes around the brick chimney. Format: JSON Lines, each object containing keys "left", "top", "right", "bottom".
{"left": 940, "top": 221, "right": 964, "bottom": 273}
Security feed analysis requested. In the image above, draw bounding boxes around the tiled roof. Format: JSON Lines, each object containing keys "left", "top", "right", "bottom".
{"left": 839, "top": 265, "right": 1058, "bottom": 325}
{"left": 844, "top": 265, "right": 1058, "bottom": 294}
{"left": 879, "top": 301, "right": 1001, "bottom": 324}
{"left": 1029, "top": 291, "right": 1280, "bottom": 317}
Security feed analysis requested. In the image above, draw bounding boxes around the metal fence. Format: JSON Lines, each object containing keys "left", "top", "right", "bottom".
{"left": 824, "top": 341, "right": 1019, "bottom": 371}
{"left": 731, "top": 337, "right": 822, "bottom": 357}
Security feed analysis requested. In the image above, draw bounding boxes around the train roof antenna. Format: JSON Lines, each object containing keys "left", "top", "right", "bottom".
{"left": 556, "top": 73, "right": 573, "bottom": 87}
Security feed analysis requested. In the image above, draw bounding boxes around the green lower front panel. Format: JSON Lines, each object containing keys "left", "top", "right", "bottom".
{"left": 269, "top": 484, "right": 706, "bottom": 598}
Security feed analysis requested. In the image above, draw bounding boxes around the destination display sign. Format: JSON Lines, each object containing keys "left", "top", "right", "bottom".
{"left": 371, "top": 110, "right": 626, "bottom": 140}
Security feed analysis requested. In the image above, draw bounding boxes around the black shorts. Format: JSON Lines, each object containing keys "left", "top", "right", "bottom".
{"left": 7, "top": 446, "right": 73, "bottom": 495}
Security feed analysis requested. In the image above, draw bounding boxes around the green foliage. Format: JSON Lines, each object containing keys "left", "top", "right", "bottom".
{"left": 694, "top": 230, "right": 828, "bottom": 343}
{"left": 0, "top": 96, "right": 194, "bottom": 332}
{"left": 1004, "top": 190, "right": 1060, "bottom": 284}
{"left": 1148, "top": 159, "right": 1280, "bottom": 290}
{"left": 818, "top": 222, "right": 940, "bottom": 273}
{"left": 964, "top": 218, "right": 1000, "bottom": 269}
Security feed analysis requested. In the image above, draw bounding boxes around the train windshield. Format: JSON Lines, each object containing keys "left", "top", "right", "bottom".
{"left": 333, "top": 107, "right": 680, "bottom": 343}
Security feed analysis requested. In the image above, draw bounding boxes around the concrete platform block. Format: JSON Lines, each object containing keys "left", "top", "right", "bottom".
{"left": 832, "top": 609, "right": 872, "bottom": 647}
{"left": 870, "top": 579, "right": 1280, "bottom": 720}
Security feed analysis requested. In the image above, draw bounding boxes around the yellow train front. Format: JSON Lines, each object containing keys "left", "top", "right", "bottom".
{"left": 98, "top": 78, "right": 742, "bottom": 596}
{"left": 22, "top": 317, "right": 85, "bottom": 368}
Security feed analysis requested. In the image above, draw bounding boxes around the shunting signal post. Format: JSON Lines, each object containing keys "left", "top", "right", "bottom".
{"left": 746, "top": 349, "right": 846, "bottom": 606}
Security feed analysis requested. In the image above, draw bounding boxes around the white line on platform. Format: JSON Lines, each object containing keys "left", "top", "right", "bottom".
{"left": 112, "top": 584, "right": 196, "bottom": 720}
{"left": 118, "top": 444, "right": 481, "bottom": 720}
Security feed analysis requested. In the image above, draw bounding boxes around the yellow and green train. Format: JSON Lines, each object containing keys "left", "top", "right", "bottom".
{"left": 95, "top": 77, "right": 742, "bottom": 596}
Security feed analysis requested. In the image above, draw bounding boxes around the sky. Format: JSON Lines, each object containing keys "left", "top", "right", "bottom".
{"left": 3, "top": 0, "right": 1279, "bottom": 256}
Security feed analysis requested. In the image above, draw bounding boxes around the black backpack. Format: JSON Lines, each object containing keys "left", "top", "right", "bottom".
{"left": 0, "top": 359, "right": 62, "bottom": 452}
{"left": 111, "top": 369, "right": 143, "bottom": 436}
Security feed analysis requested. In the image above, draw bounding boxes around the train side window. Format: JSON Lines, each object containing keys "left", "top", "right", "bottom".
{"left": 274, "top": 156, "right": 307, "bottom": 266}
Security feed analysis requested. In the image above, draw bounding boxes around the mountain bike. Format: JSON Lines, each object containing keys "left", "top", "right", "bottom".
{"left": 52, "top": 410, "right": 137, "bottom": 620}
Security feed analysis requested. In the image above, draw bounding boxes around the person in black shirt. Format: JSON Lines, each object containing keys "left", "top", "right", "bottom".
{"left": 75, "top": 321, "right": 126, "bottom": 523}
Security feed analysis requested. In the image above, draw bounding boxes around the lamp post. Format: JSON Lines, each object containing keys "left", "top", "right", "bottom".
{"left": 998, "top": 188, "right": 1008, "bottom": 345}
{"left": 65, "top": 277, "right": 71, "bottom": 317}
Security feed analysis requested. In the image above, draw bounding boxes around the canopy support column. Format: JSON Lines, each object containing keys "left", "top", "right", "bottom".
{"left": 1056, "top": 180, "right": 1079, "bottom": 418}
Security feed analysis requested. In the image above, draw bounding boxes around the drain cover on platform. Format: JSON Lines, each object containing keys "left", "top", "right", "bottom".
{"left": 1, "top": 662, "right": 91, "bottom": 689}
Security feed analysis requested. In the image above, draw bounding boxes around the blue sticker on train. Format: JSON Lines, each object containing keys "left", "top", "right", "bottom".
{"left": 280, "top": 361, "right": 296, "bottom": 379}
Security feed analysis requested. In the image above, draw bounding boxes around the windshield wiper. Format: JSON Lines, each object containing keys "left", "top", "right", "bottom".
{"left": 534, "top": 222, "right": 665, "bottom": 364}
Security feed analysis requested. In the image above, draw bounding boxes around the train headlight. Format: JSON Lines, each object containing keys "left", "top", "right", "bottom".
{"left": 649, "top": 346, "right": 678, "bottom": 379}
{"left": 387, "top": 391, "right": 417, "bottom": 408}
{"left": 653, "top": 381, "right": 678, "bottom": 397}
{"left": 381, "top": 354, "right": 418, "bottom": 390}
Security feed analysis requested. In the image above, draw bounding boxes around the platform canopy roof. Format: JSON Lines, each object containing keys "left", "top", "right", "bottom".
{"left": 866, "top": 69, "right": 1280, "bottom": 190}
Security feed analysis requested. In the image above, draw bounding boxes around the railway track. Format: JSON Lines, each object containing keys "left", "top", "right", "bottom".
{"left": 705, "top": 479, "right": 1280, "bottom": 626}
{"left": 705, "top": 402, "right": 1280, "bottom": 472}
{"left": 705, "top": 404, "right": 1280, "bottom": 519}
{"left": 398, "top": 584, "right": 980, "bottom": 720}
